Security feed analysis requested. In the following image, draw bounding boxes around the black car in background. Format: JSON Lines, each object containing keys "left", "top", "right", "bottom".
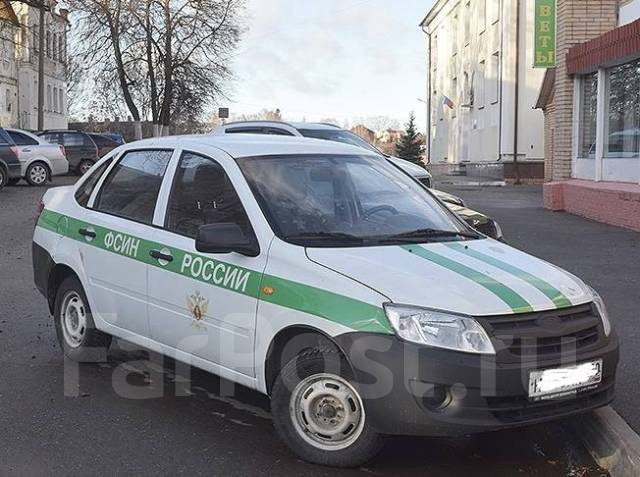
{"left": 0, "top": 128, "right": 21, "bottom": 191}
{"left": 37, "top": 130, "right": 117, "bottom": 175}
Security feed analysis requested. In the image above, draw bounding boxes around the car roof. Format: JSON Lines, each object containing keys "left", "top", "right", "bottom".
{"left": 218, "top": 121, "right": 342, "bottom": 132}
{"left": 289, "top": 122, "right": 342, "bottom": 131}
{"left": 130, "top": 133, "right": 380, "bottom": 159}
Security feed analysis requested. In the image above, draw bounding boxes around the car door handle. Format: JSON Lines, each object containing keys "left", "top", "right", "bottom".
{"left": 149, "top": 249, "right": 173, "bottom": 262}
{"left": 22, "top": 148, "right": 32, "bottom": 152}
{"left": 78, "top": 228, "right": 96, "bottom": 238}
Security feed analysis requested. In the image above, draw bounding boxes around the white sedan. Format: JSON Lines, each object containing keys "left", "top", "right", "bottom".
{"left": 6, "top": 128, "right": 69, "bottom": 186}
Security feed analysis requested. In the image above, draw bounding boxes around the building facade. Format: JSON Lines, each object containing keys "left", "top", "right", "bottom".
{"left": 420, "top": 0, "right": 546, "bottom": 167}
{"left": 0, "top": 0, "right": 68, "bottom": 130}
{"left": 541, "top": 0, "right": 640, "bottom": 232}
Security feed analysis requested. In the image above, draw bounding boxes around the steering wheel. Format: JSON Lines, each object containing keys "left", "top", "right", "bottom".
{"left": 363, "top": 205, "right": 399, "bottom": 219}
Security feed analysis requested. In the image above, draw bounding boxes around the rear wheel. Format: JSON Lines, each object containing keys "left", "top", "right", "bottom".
{"left": 0, "top": 167, "right": 5, "bottom": 190}
{"left": 78, "top": 159, "right": 94, "bottom": 176}
{"left": 25, "top": 162, "right": 49, "bottom": 186}
{"left": 54, "top": 275, "right": 111, "bottom": 362}
{"left": 271, "top": 349, "right": 384, "bottom": 467}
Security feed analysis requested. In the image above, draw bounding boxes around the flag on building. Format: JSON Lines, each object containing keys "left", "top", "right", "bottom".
{"left": 443, "top": 96, "right": 455, "bottom": 109}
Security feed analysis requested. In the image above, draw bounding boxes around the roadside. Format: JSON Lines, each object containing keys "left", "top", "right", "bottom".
{"left": 0, "top": 177, "right": 606, "bottom": 476}
{"left": 434, "top": 181, "right": 640, "bottom": 432}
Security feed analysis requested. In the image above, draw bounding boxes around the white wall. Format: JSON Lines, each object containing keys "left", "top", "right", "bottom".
{"left": 620, "top": 0, "right": 640, "bottom": 26}
{"left": 425, "top": 0, "right": 545, "bottom": 164}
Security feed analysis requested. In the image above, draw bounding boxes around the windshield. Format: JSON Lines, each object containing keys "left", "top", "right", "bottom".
{"left": 237, "top": 154, "right": 477, "bottom": 247}
{"left": 298, "top": 129, "right": 382, "bottom": 154}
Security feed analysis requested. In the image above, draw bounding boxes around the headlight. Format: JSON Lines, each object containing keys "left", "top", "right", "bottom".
{"left": 590, "top": 287, "right": 612, "bottom": 336}
{"left": 384, "top": 304, "right": 496, "bottom": 355}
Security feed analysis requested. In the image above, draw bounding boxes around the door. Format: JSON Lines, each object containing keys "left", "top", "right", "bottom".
{"left": 82, "top": 149, "right": 174, "bottom": 338}
{"left": 147, "top": 150, "right": 267, "bottom": 377}
{"left": 7, "top": 130, "right": 39, "bottom": 169}
{"left": 62, "top": 132, "right": 96, "bottom": 170}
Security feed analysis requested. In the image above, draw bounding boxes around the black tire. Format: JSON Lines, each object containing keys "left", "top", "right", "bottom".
{"left": 0, "top": 166, "right": 6, "bottom": 191}
{"left": 271, "top": 348, "right": 384, "bottom": 467}
{"left": 7, "top": 178, "right": 20, "bottom": 186}
{"left": 77, "top": 159, "right": 95, "bottom": 176}
{"left": 53, "top": 275, "right": 112, "bottom": 362}
{"left": 25, "top": 162, "right": 49, "bottom": 186}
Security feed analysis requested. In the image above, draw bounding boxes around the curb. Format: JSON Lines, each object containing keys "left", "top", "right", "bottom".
{"left": 573, "top": 406, "right": 640, "bottom": 476}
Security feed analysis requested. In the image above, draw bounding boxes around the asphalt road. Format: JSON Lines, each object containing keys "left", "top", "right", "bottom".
{"left": 437, "top": 181, "right": 640, "bottom": 432}
{"left": 0, "top": 177, "right": 606, "bottom": 476}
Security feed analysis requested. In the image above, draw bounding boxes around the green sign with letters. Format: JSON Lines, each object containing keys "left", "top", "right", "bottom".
{"left": 534, "top": 0, "right": 556, "bottom": 68}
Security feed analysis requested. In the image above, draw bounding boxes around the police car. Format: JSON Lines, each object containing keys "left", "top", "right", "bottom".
{"left": 33, "top": 135, "right": 618, "bottom": 467}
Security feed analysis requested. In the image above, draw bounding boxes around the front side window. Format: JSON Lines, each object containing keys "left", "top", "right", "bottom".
{"left": 95, "top": 150, "right": 172, "bottom": 224}
{"left": 75, "top": 158, "right": 113, "bottom": 207}
{"left": 166, "top": 152, "right": 251, "bottom": 238}
{"left": 605, "top": 58, "right": 640, "bottom": 158}
{"left": 237, "top": 154, "right": 472, "bottom": 247}
{"left": 578, "top": 73, "right": 598, "bottom": 159}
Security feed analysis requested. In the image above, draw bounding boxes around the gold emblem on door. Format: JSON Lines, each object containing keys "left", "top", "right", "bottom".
{"left": 187, "top": 291, "right": 209, "bottom": 321}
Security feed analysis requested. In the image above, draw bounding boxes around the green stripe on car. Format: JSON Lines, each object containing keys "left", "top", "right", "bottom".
{"left": 444, "top": 242, "right": 573, "bottom": 309}
{"left": 401, "top": 244, "right": 534, "bottom": 314}
{"left": 37, "top": 209, "right": 393, "bottom": 335}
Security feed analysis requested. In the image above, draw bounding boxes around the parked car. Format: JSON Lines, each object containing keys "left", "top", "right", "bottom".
{"left": 33, "top": 134, "right": 618, "bottom": 467}
{"left": 212, "top": 121, "right": 504, "bottom": 240}
{"left": 0, "top": 127, "right": 21, "bottom": 191}
{"left": 4, "top": 128, "right": 69, "bottom": 186}
{"left": 38, "top": 130, "right": 101, "bottom": 175}
{"left": 88, "top": 133, "right": 121, "bottom": 157}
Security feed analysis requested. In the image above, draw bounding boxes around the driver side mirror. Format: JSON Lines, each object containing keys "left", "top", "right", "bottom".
{"left": 195, "top": 223, "right": 260, "bottom": 257}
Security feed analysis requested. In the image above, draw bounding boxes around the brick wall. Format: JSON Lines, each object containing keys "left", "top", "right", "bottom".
{"left": 543, "top": 102, "right": 556, "bottom": 181}
{"left": 551, "top": 0, "right": 618, "bottom": 181}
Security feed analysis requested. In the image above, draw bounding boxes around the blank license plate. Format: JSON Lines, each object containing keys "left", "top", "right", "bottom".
{"left": 529, "top": 360, "right": 603, "bottom": 401}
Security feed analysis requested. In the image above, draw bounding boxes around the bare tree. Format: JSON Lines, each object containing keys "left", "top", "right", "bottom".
{"left": 69, "top": 0, "right": 244, "bottom": 138}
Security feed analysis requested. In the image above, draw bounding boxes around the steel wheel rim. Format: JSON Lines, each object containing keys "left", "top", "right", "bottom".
{"left": 80, "top": 162, "right": 92, "bottom": 175}
{"left": 29, "top": 165, "right": 47, "bottom": 184}
{"left": 290, "top": 373, "right": 365, "bottom": 451}
{"left": 60, "top": 291, "right": 87, "bottom": 348}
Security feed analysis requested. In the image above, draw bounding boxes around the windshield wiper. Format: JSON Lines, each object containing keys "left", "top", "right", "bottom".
{"left": 284, "top": 232, "right": 365, "bottom": 243}
{"left": 380, "top": 228, "right": 481, "bottom": 242}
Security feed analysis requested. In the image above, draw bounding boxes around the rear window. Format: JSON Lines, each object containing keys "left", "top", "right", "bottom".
{"left": 75, "top": 158, "right": 113, "bottom": 207}
{"left": 95, "top": 150, "right": 172, "bottom": 224}
{"left": 90, "top": 134, "right": 118, "bottom": 147}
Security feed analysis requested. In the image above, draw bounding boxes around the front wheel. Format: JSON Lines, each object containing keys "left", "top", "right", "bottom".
{"left": 271, "top": 349, "right": 384, "bottom": 467}
{"left": 54, "top": 275, "right": 112, "bottom": 362}
{"left": 0, "top": 167, "right": 6, "bottom": 190}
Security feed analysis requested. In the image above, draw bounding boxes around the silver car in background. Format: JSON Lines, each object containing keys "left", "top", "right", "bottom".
{"left": 5, "top": 128, "right": 69, "bottom": 186}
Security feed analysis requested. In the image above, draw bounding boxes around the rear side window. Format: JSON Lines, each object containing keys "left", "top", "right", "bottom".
{"left": 226, "top": 127, "right": 265, "bottom": 134}
{"left": 8, "top": 131, "right": 38, "bottom": 146}
{"left": 165, "top": 152, "right": 251, "bottom": 238}
{"left": 90, "top": 134, "right": 118, "bottom": 147}
{"left": 0, "top": 128, "right": 15, "bottom": 145}
{"left": 62, "top": 133, "right": 92, "bottom": 147}
{"left": 95, "top": 150, "right": 172, "bottom": 224}
{"left": 41, "top": 133, "right": 60, "bottom": 144}
{"left": 75, "top": 158, "right": 113, "bottom": 207}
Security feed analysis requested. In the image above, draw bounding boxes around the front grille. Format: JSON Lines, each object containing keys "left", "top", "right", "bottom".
{"left": 484, "top": 378, "right": 614, "bottom": 423}
{"left": 482, "top": 303, "right": 604, "bottom": 361}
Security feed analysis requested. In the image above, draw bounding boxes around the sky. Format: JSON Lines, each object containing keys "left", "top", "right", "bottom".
{"left": 227, "top": 0, "right": 436, "bottom": 131}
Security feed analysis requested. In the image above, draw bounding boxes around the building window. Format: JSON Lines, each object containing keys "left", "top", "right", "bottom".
{"left": 451, "top": 13, "right": 458, "bottom": 55}
{"left": 464, "top": 2, "right": 471, "bottom": 45}
{"left": 59, "top": 35, "right": 64, "bottom": 61}
{"left": 52, "top": 34, "right": 57, "bottom": 60}
{"left": 477, "top": 60, "right": 486, "bottom": 108}
{"left": 452, "top": 77, "right": 458, "bottom": 118}
{"left": 47, "top": 85, "right": 52, "bottom": 111}
{"left": 605, "top": 58, "right": 640, "bottom": 158}
{"left": 59, "top": 89, "right": 64, "bottom": 114}
{"left": 478, "top": 0, "right": 486, "bottom": 33}
{"left": 578, "top": 73, "right": 598, "bottom": 159}
{"left": 46, "top": 31, "right": 51, "bottom": 58}
{"left": 489, "top": 51, "right": 499, "bottom": 104}
{"left": 53, "top": 87, "right": 58, "bottom": 113}
{"left": 6, "top": 89, "right": 11, "bottom": 113}
{"left": 489, "top": 0, "right": 500, "bottom": 24}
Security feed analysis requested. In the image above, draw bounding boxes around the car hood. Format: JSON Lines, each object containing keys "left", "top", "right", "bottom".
{"left": 431, "top": 188, "right": 464, "bottom": 206}
{"left": 306, "top": 239, "right": 592, "bottom": 317}
{"left": 387, "top": 156, "right": 431, "bottom": 178}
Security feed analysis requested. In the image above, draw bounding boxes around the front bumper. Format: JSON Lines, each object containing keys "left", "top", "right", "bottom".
{"left": 334, "top": 331, "right": 618, "bottom": 437}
